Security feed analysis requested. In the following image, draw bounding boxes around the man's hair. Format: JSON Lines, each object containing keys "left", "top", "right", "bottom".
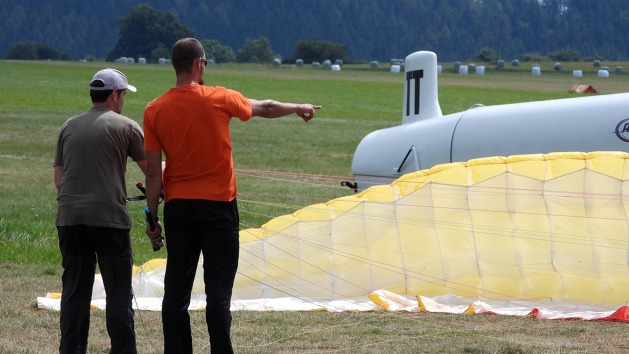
{"left": 90, "top": 80, "right": 113, "bottom": 103}
{"left": 172, "top": 38, "right": 204, "bottom": 75}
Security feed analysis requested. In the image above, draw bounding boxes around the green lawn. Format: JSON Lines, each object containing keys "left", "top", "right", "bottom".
{"left": 1, "top": 59, "right": 628, "bottom": 353}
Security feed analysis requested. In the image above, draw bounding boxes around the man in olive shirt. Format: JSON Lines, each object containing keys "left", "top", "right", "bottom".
{"left": 54, "top": 68, "right": 146, "bottom": 354}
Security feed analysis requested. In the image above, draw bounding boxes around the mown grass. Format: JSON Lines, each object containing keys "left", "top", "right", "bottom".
{"left": 3, "top": 59, "right": 626, "bottom": 265}
{"left": 3, "top": 263, "right": 629, "bottom": 353}
{"left": 1, "top": 59, "right": 629, "bottom": 353}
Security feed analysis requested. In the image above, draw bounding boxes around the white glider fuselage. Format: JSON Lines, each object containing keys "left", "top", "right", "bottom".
{"left": 351, "top": 51, "right": 629, "bottom": 191}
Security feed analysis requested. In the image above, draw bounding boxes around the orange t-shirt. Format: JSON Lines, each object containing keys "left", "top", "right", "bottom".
{"left": 143, "top": 85, "right": 252, "bottom": 202}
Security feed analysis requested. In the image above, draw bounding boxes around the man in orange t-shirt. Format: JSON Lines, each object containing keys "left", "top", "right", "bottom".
{"left": 143, "top": 37, "right": 321, "bottom": 354}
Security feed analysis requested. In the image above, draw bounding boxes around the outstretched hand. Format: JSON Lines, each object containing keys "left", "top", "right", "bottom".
{"left": 297, "top": 105, "right": 322, "bottom": 123}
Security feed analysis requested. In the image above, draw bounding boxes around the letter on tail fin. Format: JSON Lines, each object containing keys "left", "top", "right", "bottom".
{"left": 402, "top": 51, "right": 442, "bottom": 125}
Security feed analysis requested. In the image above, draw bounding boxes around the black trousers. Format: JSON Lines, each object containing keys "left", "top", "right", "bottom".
{"left": 57, "top": 225, "right": 136, "bottom": 354}
{"left": 162, "top": 198, "right": 240, "bottom": 354}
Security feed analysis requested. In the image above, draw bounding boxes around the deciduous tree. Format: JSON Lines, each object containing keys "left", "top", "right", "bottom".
{"left": 236, "top": 37, "right": 275, "bottom": 63}
{"left": 293, "top": 40, "right": 346, "bottom": 63}
{"left": 106, "top": 4, "right": 195, "bottom": 62}
{"left": 201, "top": 39, "right": 235, "bottom": 63}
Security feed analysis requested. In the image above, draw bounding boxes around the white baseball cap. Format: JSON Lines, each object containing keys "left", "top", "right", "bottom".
{"left": 89, "top": 68, "right": 137, "bottom": 92}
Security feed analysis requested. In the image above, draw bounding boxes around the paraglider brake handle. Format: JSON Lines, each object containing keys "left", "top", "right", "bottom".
{"left": 127, "top": 182, "right": 164, "bottom": 203}
{"left": 145, "top": 207, "right": 164, "bottom": 252}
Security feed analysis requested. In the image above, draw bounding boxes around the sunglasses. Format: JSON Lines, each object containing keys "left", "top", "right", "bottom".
{"left": 195, "top": 57, "right": 208, "bottom": 66}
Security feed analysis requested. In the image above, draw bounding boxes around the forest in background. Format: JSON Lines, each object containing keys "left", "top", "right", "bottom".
{"left": 2, "top": 0, "right": 629, "bottom": 62}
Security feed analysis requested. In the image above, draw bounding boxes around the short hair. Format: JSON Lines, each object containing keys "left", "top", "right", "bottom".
{"left": 89, "top": 80, "right": 113, "bottom": 103}
{"left": 89, "top": 80, "right": 123, "bottom": 103}
{"left": 172, "top": 38, "right": 204, "bottom": 75}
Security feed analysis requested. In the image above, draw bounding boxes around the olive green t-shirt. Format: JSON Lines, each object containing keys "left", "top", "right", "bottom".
{"left": 54, "top": 107, "right": 145, "bottom": 229}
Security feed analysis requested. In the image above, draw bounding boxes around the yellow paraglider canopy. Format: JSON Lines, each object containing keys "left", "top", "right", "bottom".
{"left": 38, "top": 151, "right": 629, "bottom": 320}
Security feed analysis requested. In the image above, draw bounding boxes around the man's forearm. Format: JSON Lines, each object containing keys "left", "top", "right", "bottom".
{"left": 146, "top": 171, "right": 161, "bottom": 217}
{"left": 145, "top": 151, "right": 163, "bottom": 218}
{"left": 54, "top": 166, "right": 62, "bottom": 190}
{"left": 250, "top": 99, "right": 320, "bottom": 122}
{"left": 257, "top": 100, "right": 297, "bottom": 118}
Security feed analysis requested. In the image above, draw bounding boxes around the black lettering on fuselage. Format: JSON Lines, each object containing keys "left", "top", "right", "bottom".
{"left": 406, "top": 70, "right": 424, "bottom": 116}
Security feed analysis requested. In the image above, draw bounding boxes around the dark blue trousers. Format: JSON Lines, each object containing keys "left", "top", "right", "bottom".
{"left": 57, "top": 225, "right": 136, "bottom": 354}
{"left": 162, "top": 198, "right": 240, "bottom": 354}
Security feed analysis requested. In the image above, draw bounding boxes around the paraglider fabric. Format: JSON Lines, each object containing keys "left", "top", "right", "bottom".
{"left": 38, "top": 151, "right": 629, "bottom": 321}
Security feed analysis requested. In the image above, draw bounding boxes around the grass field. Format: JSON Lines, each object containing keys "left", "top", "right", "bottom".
{"left": 1, "top": 59, "right": 629, "bottom": 353}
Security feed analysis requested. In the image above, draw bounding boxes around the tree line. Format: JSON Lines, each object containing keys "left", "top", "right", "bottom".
{"left": 5, "top": 4, "right": 348, "bottom": 65}
{"left": 2, "top": 0, "right": 629, "bottom": 62}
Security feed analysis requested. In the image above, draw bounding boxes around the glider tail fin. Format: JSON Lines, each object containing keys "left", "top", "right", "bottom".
{"left": 402, "top": 51, "right": 442, "bottom": 125}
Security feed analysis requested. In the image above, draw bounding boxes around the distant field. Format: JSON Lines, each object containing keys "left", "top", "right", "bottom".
{"left": 1, "top": 59, "right": 628, "bottom": 353}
